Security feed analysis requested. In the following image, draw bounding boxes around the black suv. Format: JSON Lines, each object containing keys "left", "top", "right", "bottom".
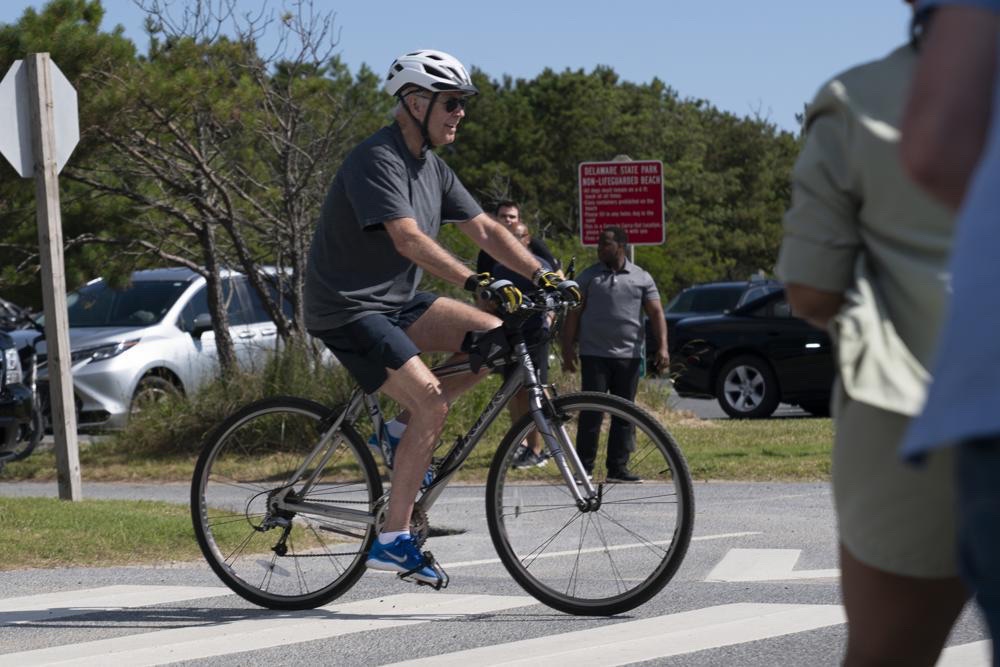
{"left": 669, "top": 289, "right": 834, "bottom": 418}
{"left": 647, "top": 279, "right": 783, "bottom": 363}
{"left": 0, "top": 329, "right": 34, "bottom": 467}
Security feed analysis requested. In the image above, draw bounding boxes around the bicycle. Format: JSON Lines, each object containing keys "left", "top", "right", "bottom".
{"left": 190, "top": 288, "right": 694, "bottom": 616}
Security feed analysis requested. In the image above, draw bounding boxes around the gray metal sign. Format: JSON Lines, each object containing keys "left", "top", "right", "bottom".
{"left": 0, "top": 59, "right": 79, "bottom": 177}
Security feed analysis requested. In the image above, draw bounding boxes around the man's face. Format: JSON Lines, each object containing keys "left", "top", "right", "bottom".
{"left": 415, "top": 91, "right": 466, "bottom": 146}
{"left": 496, "top": 205, "right": 520, "bottom": 227}
{"left": 597, "top": 231, "right": 624, "bottom": 265}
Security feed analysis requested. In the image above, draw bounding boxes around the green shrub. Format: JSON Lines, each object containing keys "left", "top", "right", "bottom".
{"left": 113, "top": 340, "right": 673, "bottom": 460}
{"left": 113, "top": 342, "right": 356, "bottom": 456}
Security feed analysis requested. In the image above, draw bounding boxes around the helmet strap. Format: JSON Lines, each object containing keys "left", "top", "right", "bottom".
{"left": 400, "top": 91, "right": 439, "bottom": 151}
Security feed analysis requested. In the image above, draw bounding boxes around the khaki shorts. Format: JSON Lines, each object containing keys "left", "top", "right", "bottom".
{"left": 832, "top": 384, "right": 957, "bottom": 578}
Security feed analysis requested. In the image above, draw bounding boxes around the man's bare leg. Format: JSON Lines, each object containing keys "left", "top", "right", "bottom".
{"left": 390, "top": 297, "right": 502, "bottom": 425}
{"left": 378, "top": 297, "right": 503, "bottom": 532}
{"left": 379, "top": 357, "right": 449, "bottom": 532}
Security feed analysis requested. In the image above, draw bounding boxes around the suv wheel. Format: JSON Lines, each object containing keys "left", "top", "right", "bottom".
{"left": 715, "top": 355, "right": 780, "bottom": 419}
{"left": 130, "top": 375, "right": 180, "bottom": 417}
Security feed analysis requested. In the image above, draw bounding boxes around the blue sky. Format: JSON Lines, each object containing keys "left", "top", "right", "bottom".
{"left": 0, "top": 1, "right": 916, "bottom": 133}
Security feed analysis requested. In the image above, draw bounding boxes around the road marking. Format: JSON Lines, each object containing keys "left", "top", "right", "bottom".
{"left": 443, "top": 531, "right": 761, "bottom": 570}
{"left": 705, "top": 548, "right": 838, "bottom": 582}
{"left": 0, "top": 585, "right": 232, "bottom": 625}
{"left": 3, "top": 593, "right": 536, "bottom": 666}
{"left": 937, "top": 640, "right": 991, "bottom": 667}
{"left": 384, "top": 602, "right": 846, "bottom": 666}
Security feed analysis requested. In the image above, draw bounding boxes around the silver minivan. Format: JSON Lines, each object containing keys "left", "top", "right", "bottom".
{"left": 18, "top": 267, "right": 293, "bottom": 430}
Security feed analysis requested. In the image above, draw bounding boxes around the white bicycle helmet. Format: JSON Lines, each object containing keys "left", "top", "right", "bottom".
{"left": 385, "top": 49, "right": 478, "bottom": 97}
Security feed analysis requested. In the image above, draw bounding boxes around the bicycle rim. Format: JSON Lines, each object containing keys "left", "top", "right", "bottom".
{"left": 191, "top": 397, "right": 381, "bottom": 610}
{"left": 486, "top": 392, "right": 694, "bottom": 616}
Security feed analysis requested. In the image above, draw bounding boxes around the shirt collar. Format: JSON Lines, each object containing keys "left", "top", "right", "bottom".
{"left": 601, "top": 257, "right": 632, "bottom": 274}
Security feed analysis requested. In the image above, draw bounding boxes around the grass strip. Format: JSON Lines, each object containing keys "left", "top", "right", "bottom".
{"left": 0, "top": 497, "right": 206, "bottom": 570}
{"left": 2, "top": 416, "right": 833, "bottom": 483}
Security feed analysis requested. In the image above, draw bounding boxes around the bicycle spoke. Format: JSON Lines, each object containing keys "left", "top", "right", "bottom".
{"left": 193, "top": 399, "right": 380, "bottom": 609}
{"left": 596, "top": 508, "right": 670, "bottom": 557}
{"left": 591, "top": 514, "right": 628, "bottom": 595}
{"left": 488, "top": 392, "right": 693, "bottom": 614}
{"left": 518, "top": 511, "right": 585, "bottom": 569}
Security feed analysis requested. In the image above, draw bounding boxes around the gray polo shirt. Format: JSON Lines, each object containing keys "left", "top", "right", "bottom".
{"left": 576, "top": 259, "right": 660, "bottom": 359}
{"left": 304, "top": 122, "right": 482, "bottom": 330}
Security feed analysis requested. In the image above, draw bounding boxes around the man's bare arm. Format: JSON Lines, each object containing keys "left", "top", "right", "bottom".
{"left": 459, "top": 213, "right": 542, "bottom": 279}
{"left": 643, "top": 298, "right": 670, "bottom": 370}
{"left": 901, "top": 5, "right": 999, "bottom": 209}
{"left": 384, "top": 217, "right": 475, "bottom": 286}
{"left": 785, "top": 283, "right": 844, "bottom": 330}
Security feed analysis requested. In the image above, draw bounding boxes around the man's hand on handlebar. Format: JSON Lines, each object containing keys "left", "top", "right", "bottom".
{"left": 534, "top": 269, "right": 582, "bottom": 306}
{"left": 466, "top": 272, "right": 523, "bottom": 314}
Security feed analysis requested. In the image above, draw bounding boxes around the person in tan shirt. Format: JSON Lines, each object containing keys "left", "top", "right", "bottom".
{"left": 776, "top": 3, "right": 966, "bottom": 663}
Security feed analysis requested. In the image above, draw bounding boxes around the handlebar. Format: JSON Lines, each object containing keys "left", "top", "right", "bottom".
{"left": 478, "top": 286, "right": 580, "bottom": 317}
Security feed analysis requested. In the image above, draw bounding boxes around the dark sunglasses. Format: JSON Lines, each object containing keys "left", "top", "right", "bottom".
{"left": 441, "top": 96, "right": 468, "bottom": 113}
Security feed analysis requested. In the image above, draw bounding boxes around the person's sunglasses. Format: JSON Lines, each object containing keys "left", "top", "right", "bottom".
{"left": 441, "top": 97, "right": 468, "bottom": 113}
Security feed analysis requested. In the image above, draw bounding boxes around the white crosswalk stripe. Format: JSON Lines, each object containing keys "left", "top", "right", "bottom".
{"left": 3, "top": 592, "right": 535, "bottom": 666}
{"left": 937, "top": 640, "right": 992, "bottom": 667}
{"left": 0, "top": 585, "right": 990, "bottom": 666}
{"left": 383, "top": 603, "right": 847, "bottom": 666}
{"left": 0, "top": 585, "right": 232, "bottom": 624}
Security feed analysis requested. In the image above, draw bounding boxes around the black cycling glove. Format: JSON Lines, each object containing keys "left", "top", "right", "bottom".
{"left": 535, "top": 269, "right": 581, "bottom": 305}
{"left": 466, "top": 272, "right": 523, "bottom": 314}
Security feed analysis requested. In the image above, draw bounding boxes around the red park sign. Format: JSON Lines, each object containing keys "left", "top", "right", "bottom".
{"left": 578, "top": 160, "right": 664, "bottom": 246}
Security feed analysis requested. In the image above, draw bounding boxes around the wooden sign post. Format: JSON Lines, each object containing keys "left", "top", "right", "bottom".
{"left": 0, "top": 53, "right": 82, "bottom": 500}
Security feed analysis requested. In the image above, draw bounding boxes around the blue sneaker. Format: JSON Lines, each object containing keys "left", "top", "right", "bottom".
{"left": 365, "top": 535, "right": 449, "bottom": 588}
{"left": 367, "top": 431, "right": 435, "bottom": 489}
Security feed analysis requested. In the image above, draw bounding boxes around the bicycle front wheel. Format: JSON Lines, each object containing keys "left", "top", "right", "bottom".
{"left": 191, "top": 396, "right": 382, "bottom": 610}
{"left": 486, "top": 391, "right": 694, "bottom": 616}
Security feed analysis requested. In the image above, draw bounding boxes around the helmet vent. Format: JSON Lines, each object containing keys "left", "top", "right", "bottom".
{"left": 394, "top": 64, "right": 404, "bottom": 72}
{"left": 422, "top": 64, "right": 450, "bottom": 80}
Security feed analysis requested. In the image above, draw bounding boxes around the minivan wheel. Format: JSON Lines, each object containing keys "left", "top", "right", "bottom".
{"left": 130, "top": 375, "right": 180, "bottom": 417}
{"left": 715, "top": 355, "right": 780, "bottom": 419}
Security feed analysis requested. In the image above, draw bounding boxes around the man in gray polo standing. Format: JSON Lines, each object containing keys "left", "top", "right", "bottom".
{"left": 561, "top": 227, "right": 669, "bottom": 482}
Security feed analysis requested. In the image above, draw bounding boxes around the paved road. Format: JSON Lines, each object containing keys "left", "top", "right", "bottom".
{"left": 669, "top": 395, "right": 810, "bottom": 420}
{"left": 0, "top": 481, "right": 989, "bottom": 666}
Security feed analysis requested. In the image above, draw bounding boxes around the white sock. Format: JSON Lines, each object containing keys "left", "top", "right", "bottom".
{"left": 386, "top": 418, "right": 407, "bottom": 439}
{"left": 378, "top": 530, "right": 410, "bottom": 545}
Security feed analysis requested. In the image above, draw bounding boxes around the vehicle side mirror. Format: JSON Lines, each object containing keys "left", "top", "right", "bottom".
{"left": 190, "top": 313, "right": 213, "bottom": 339}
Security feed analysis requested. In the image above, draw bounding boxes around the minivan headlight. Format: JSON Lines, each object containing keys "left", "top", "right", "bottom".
{"left": 4, "top": 348, "right": 22, "bottom": 385}
{"left": 71, "top": 339, "right": 140, "bottom": 364}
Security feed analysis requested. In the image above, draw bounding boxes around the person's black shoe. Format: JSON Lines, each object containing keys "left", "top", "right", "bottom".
{"left": 606, "top": 468, "right": 642, "bottom": 484}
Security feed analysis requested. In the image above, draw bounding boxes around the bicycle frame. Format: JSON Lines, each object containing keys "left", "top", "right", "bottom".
{"left": 273, "top": 334, "right": 597, "bottom": 526}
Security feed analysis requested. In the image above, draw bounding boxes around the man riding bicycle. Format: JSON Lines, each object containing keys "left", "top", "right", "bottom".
{"left": 304, "top": 49, "right": 577, "bottom": 588}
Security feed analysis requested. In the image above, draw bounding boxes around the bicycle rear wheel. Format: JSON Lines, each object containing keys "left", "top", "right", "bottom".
{"left": 486, "top": 391, "right": 694, "bottom": 616}
{"left": 191, "top": 396, "right": 381, "bottom": 610}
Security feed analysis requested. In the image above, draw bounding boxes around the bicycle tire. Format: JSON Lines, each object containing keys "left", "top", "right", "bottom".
{"left": 191, "top": 396, "right": 382, "bottom": 610}
{"left": 485, "top": 391, "right": 694, "bottom": 616}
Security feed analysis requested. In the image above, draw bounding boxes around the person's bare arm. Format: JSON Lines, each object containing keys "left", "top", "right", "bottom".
{"left": 459, "top": 213, "right": 542, "bottom": 280}
{"left": 643, "top": 298, "right": 670, "bottom": 372}
{"left": 561, "top": 300, "right": 583, "bottom": 373}
{"left": 785, "top": 283, "right": 844, "bottom": 330}
{"left": 384, "top": 217, "right": 474, "bottom": 286}
{"left": 900, "top": 5, "right": 999, "bottom": 209}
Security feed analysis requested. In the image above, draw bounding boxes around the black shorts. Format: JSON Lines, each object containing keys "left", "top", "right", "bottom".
{"left": 309, "top": 292, "right": 437, "bottom": 394}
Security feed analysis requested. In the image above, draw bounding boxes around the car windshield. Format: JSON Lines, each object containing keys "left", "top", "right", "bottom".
{"left": 55, "top": 280, "right": 190, "bottom": 328}
{"left": 666, "top": 286, "right": 744, "bottom": 314}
